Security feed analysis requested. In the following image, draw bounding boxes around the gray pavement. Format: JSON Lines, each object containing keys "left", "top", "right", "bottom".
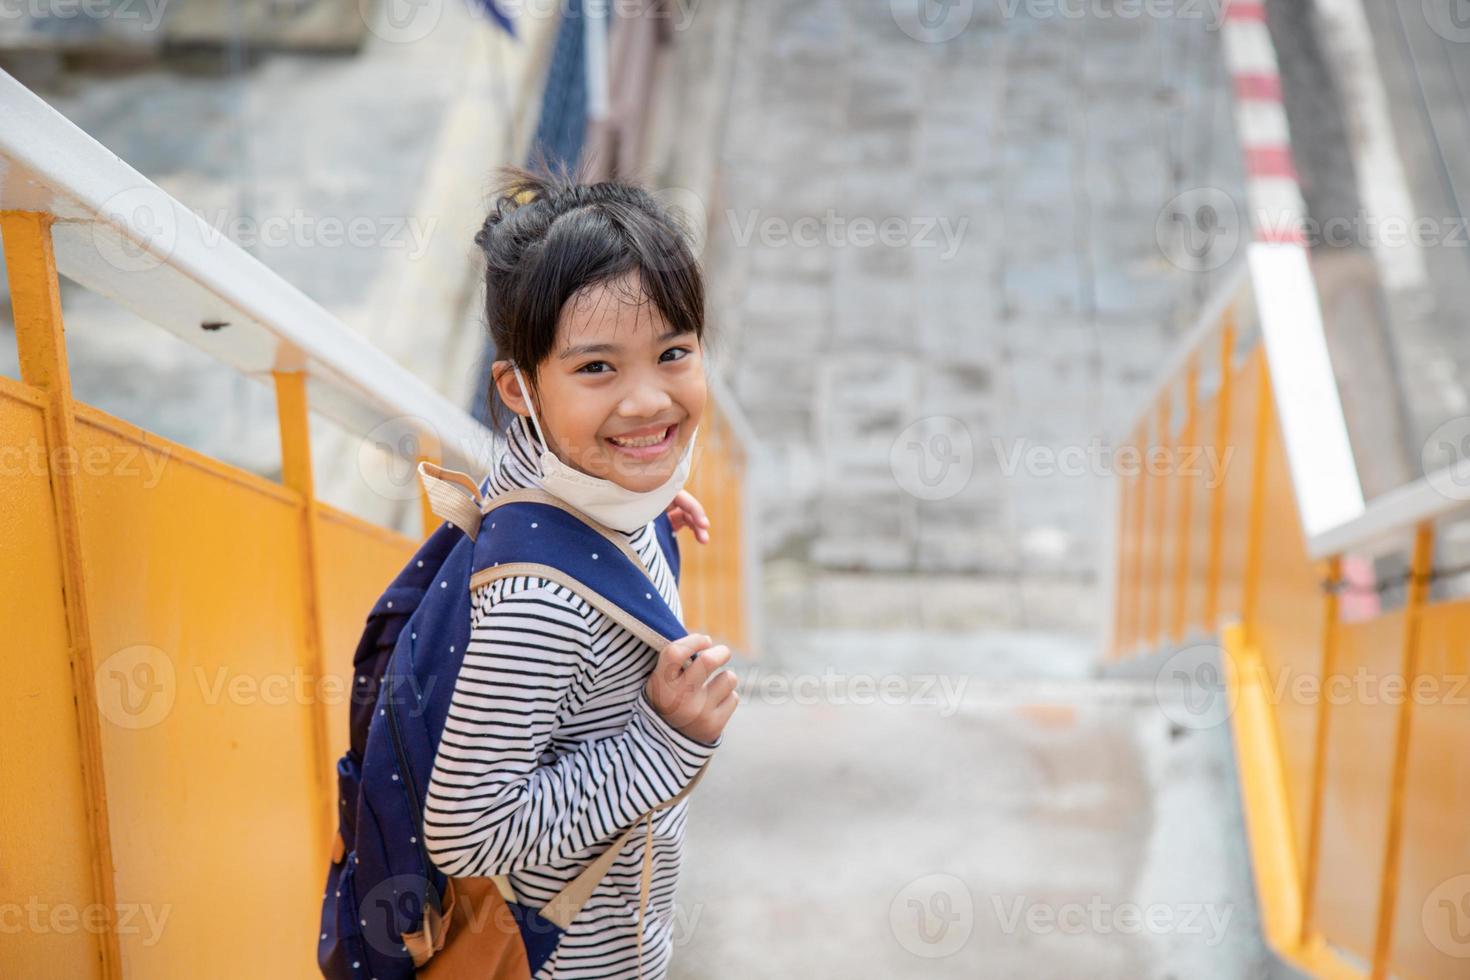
{"left": 672, "top": 633, "right": 1271, "bottom": 979}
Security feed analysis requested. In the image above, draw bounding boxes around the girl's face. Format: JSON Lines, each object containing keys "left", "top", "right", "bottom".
{"left": 495, "top": 272, "right": 706, "bottom": 493}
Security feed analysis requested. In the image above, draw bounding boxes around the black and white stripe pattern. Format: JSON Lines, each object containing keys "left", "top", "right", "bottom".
{"left": 423, "top": 415, "right": 718, "bottom": 979}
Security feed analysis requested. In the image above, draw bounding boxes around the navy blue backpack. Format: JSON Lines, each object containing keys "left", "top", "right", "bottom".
{"left": 318, "top": 462, "right": 704, "bottom": 979}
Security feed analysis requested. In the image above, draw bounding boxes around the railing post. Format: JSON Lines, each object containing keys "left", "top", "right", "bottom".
{"left": 1171, "top": 356, "right": 1199, "bottom": 641}
{"left": 1242, "top": 351, "right": 1273, "bottom": 649}
{"left": 272, "top": 370, "right": 335, "bottom": 863}
{"left": 1110, "top": 433, "right": 1137, "bottom": 658}
{"left": 1370, "top": 522, "right": 1434, "bottom": 978}
{"left": 2, "top": 210, "right": 123, "bottom": 978}
{"left": 1298, "top": 554, "right": 1341, "bottom": 947}
{"left": 1146, "top": 393, "right": 1171, "bottom": 648}
{"left": 1126, "top": 423, "right": 1149, "bottom": 656}
{"left": 1204, "top": 312, "right": 1236, "bottom": 629}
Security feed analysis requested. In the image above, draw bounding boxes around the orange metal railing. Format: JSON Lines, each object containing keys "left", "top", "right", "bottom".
{"left": 1109, "top": 252, "right": 1470, "bottom": 980}
{"left": 1, "top": 210, "right": 751, "bottom": 980}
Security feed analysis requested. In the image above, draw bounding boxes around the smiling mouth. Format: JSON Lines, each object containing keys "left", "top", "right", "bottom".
{"left": 605, "top": 423, "right": 677, "bottom": 459}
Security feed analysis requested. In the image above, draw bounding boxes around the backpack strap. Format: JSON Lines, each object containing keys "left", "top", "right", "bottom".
{"left": 467, "top": 488, "right": 710, "bottom": 976}
{"left": 417, "top": 461, "right": 486, "bottom": 541}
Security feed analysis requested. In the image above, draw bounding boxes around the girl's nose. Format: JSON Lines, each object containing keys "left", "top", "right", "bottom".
{"left": 618, "top": 380, "right": 674, "bottom": 418}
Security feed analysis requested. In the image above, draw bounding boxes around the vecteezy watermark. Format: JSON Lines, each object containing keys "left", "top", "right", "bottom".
{"left": 93, "top": 644, "right": 444, "bottom": 730}
{"left": 1158, "top": 187, "right": 1470, "bottom": 273}
{"left": 644, "top": 185, "right": 709, "bottom": 273}
{"left": 91, "top": 185, "right": 439, "bottom": 273}
{"left": 890, "top": 873, "right": 974, "bottom": 958}
{"left": 1153, "top": 643, "right": 1470, "bottom": 732}
{"left": 993, "top": 437, "right": 1234, "bottom": 487}
{"left": 359, "top": 0, "right": 443, "bottom": 43}
{"left": 890, "top": 0, "right": 975, "bottom": 43}
{"left": 1422, "top": 416, "right": 1470, "bottom": 502}
{"left": 494, "top": 0, "right": 706, "bottom": 33}
{"left": 991, "top": 895, "right": 1234, "bottom": 946}
{"left": 1423, "top": 0, "right": 1470, "bottom": 44}
{"left": 891, "top": 416, "right": 976, "bottom": 501}
{"left": 724, "top": 209, "right": 970, "bottom": 261}
{"left": 357, "top": 416, "right": 501, "bottom": 504}
{"left": 0, "top": 439, "right": 171, "bottom": 489}
{"left": 1156, "top": 187, "right": 1243, "bottom": 273}
{"left": 995, "top": 0, "right": 1226, "bottom": 28}
{"left": 0, "top": 899, "right": 172, "bottom": 946}
{"left": 1422, "top": 873, "right": 1470, "bottom": 958}
{"left": 735, "top": 664, "right": 970, "bottom": 718}
{"left": 0, "top": 0, "right": 170, "bottom": 27}
{"left": 1153, "top": 644, "right": 1237, "bottom": 732}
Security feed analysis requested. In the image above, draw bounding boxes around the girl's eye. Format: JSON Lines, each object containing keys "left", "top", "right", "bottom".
{"left": 660, "top": 346, "right": 691, "bottom": 363}
{"left": 577, "top": 361, "right": 612, "bottom": 375}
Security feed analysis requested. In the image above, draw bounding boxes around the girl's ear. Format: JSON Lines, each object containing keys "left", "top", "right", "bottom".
{"left": 492, "top": 360, "right": 531, "bottom": 417}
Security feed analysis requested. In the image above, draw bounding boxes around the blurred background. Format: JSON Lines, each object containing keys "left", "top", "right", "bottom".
{"left": 5, "top": 0, "right": 1470, "bottom": 977}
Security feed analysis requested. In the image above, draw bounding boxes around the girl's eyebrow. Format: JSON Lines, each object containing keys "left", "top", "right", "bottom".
{"left": 557, "top": 328, "right": 694, "bottom": 360}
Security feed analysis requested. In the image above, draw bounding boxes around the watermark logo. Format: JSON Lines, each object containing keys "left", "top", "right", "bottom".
{"left": 0, "top": 898, "right": 171, "bottom": 946}
{"left": 995, "top": 0, "right": 1226, "bottom": 28}
{"left": 891, "top": 416, "right": 974, "bottom": 501}
{"left": 993, "top": 437, "right": 1233, "bottom": 486}
{"left": 992, "top": 895, "right": 1234, "bottom": 945}
{"left": 1423, "top": 874, "right": 1470, "bottom": 957}
{"left": 890, "top": 873, "right": 974, "bottom": 957}
{"left": 890, "top": 0, "right": 975, "bottom": 42}
{"left": 735, "top": 664, "right": 970, "bottom": 718}
{"left": 1153, "top": 644, "right": 1236, "bottom": 731}
{"left": 95, "top": 645, "right": 176, "bottom": 730}
{"left": 1423, "top": 416, "right": 1470, "bottom": 502}
{"left": 725, "top": 208, "right": 969, "bottom": 260}
{"left": 1424, "top": 0, "right": 1470, "bottom": 43}
{"left": 92, "top": 185, "right": 181, "bottom": 274}
{"left": 647, "top": 186, "right": 709, "bottom": 273}
{"left": 361, "top": 0, "right": 443, "bottom": 43}
{"left": 1156, "top": 187, "right": 1242, "bottom": 273}
{"left": 359, "top": 416, "right": 446, "bottom": 504}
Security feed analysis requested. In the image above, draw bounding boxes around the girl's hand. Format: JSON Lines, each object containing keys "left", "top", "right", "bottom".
{"left": 645, "top": 633, "right": 739, "bottom": 746}
{"left": 665, "top": 490, "right": 711, "bottom": 544}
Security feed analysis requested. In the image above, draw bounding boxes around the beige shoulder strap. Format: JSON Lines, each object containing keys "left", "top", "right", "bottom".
{"left": 538, "top": 759, "right": 711, "bottom": 928}
{"left": 451, "top": 484, "right": 709, "bottom": 977}
{"left": 417, "top": 461, "right": 487, "bottom": 541}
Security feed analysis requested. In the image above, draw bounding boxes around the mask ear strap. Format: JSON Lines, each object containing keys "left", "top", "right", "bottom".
{"left": 511, "top": 363, "right": 551, "bottom": 472}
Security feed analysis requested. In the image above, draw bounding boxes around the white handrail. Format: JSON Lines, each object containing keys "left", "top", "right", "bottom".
{"left": 0, "top": 68, "right": 493, "bottom": 475}
{"left": 1114, "top": 238, "right": 1470, "bottom": 561}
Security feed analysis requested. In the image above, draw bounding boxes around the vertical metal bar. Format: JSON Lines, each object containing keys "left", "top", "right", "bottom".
{"left": 1171, "top": 356, "right": 1199, "bottom": 641}
{"left": 2, "top": 209, "right": 123, "bottom": 978}
{"left": 1126, "top": 423, "right": 1149, "bottom": 656}
{"left": 272, "top": 370, "right": 335, "bottom": 863}
{"left": 1204, "top": 312, "right": 1236, "bottom": 628}
{"left": 1370, "top": 523, "right": 1435, "bottom": 979}
{"left": 1110, "top": 437, "right": 1136, "bottom": 658}
{"left": 1298, "top": 554, "right": 1341, "bottom": 946}
{"left": 1242, "top": 351, "right": 1273, "bottom": 649}
{"left": 1146, "top": 393, "right": 1172, "bottom": 648}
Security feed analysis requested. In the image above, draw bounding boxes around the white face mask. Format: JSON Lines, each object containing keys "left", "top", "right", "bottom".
{"left": 510, "top": 363, "right": 697, "bottom": 533}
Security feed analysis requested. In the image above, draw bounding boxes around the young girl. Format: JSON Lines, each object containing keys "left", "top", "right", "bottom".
{"left": 421, "top": 168, "right": 741, "bottom": 979}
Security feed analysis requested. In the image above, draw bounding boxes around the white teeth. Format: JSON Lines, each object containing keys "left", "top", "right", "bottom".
{"left": 610, "top": 427, "right": 669, "bottom": 448}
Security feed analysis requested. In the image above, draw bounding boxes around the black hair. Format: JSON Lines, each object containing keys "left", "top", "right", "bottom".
{"left": 473, "top": 162, "right": 706, "bottom": 427}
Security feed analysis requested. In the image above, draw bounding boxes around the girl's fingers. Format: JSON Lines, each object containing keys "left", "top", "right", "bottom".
{"left": 707, "top": 687, "right": 740, "bottom": 730}
{"left": 658, "top": 633, "right": 714, "bottom": 683}
{"left": 706, "top": 668, "right": 739, "bottom": 702}
{"left": 679, "top": 644, "right": 731, "bottom": 684}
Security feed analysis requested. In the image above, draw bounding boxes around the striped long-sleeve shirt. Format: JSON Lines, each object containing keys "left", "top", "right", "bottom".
{"left": 422, "top": 414, "right": 719, "bottom": 979}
